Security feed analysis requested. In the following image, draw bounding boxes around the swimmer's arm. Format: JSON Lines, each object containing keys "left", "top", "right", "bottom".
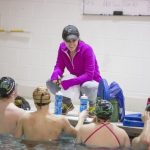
{"left": 75, "top": 110, "right": 88, "bottom": 131}
{"left": 63, "top": 110, "right": 88, "bottom": 137}
{"left": 132, "top": 137, "right": 148, "bottom": 150}
{"left": 76, "top": 127, "right": 82, "bottom": 144}
{"left": 14, "top": 117, "right": 24, "bottom": 138}
{"left": 118, "top": 128, "right": 130, "bottom": 148}
{"left": 140, "top": 114, "right": 150, "bottom": 145}
{"left": 132, "top": 137, "right": 141, "bottom": 150}
{"left": 63, "top": 117, "right": 77, "bottom": 137}
{"left": 123, "top": 130, "right": 130, "bottom": 147}
{"left": 132, "top": 112, "right": 150, "bottom": 149}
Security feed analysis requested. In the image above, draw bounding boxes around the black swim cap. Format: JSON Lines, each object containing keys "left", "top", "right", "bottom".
{"left": 94, "top": 99, "right": 113, "bottom": 120}
{"left": 62, "top": 25, "right": 79, "bottom": 42}
{"left": 0, "top": 77, "right": 15, "bottom": 98}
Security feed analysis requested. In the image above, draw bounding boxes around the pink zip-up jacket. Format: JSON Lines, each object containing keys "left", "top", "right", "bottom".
{"left": 51, "top": 41, "right": 102, "bottom": 90}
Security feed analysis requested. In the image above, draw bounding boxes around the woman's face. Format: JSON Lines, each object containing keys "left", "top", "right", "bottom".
{"left": 65, "top": 39, "right": 79, "bottom": 52}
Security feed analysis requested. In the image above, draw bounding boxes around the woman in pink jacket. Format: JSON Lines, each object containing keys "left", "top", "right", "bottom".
{"left": 47, "top": 25, "right": 102, "bottom": 114}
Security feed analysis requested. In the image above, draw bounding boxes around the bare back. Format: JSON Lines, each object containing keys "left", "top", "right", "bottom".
{"left": 15, "top": 111, "right": 76, "bottom": 141}
{"left": 0, "top": 102, "right": 25, "bottom": 135}
{"left": 77, "top": 122, "right": 130, "bottom": 148}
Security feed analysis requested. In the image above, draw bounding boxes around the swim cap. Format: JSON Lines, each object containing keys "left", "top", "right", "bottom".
{"left": 0, "top": 77, "right": 15, "bottom": 98}
{"left": 94, "top": 99, "right": 113, "bottom": 120}
{"left": 33, "top": 87, "right": 51, "bottom": 105}
{"left": 62, "top": 25, "right": 79, "bottom": 42}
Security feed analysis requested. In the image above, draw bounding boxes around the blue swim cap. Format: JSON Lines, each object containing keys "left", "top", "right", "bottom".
{"left": 0, "top": 77, "right": 15, "bottom": 98}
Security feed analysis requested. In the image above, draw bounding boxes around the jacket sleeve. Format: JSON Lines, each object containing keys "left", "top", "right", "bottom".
{"left": 61, "top": 46, "right": 95, "bottom": 90}
{"left": 51, "top": 46, "right": 65, "bottom": 81}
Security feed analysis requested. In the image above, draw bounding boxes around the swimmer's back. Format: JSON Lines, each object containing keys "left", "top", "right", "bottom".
{"left": 16, "top": 112, "right": 76, "bottom": 141}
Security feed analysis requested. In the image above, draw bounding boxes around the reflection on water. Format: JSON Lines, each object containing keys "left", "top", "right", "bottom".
{"left": 0, "top": 134, "right": 27, "bottom": 150}
{"left": 0, "top": 134, "right": 132, "bottom": 150}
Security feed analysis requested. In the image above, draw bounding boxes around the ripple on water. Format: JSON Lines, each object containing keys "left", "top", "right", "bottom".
{"left": 0, "top": 134, "right": 132, "bottom": 150}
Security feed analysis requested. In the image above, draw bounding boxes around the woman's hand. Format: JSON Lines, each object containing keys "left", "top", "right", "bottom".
{"left": 52, "top": 80, "right": 58, "bottom": 84}
{"left": 52, "top": 78, "right": 61, "bottom": 86}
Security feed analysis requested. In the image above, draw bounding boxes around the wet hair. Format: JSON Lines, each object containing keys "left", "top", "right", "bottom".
{"left": 94, "top": 99, "right": 113, "bottom": 121}
{"left": 0, "top": 77, "right": 15, "bottom": 98}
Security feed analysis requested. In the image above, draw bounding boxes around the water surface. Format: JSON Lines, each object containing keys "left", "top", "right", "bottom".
{"left": 0, "top": 134, "right": 132, "bottom": 150}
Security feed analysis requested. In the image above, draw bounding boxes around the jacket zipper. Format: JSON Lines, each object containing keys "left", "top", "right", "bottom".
{"left": 63, "top": 51, "right": 79, "bottom": 70}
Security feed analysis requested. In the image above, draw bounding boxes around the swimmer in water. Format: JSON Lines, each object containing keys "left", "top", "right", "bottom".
{"left": 76, "top": 99, "right": 130, "bottom": 148}
{"left": 0, "top": 77, "right": 25, "bottom": 135}
{"left": 15, "top": 86, "right": 86, "bottom": 141}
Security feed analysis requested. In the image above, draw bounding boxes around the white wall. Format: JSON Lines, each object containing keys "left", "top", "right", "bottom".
{"left": 0, "top": 0, "right": 150, "bottom": 112}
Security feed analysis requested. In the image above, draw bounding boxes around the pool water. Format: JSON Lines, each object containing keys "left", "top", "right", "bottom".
{"left": 0, "top": 134, "right": 132, "bottom": 150}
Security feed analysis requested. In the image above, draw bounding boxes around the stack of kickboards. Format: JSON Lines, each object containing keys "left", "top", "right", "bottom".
{"left": 123, "top": 97, "right": 150, "bottom": 127}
